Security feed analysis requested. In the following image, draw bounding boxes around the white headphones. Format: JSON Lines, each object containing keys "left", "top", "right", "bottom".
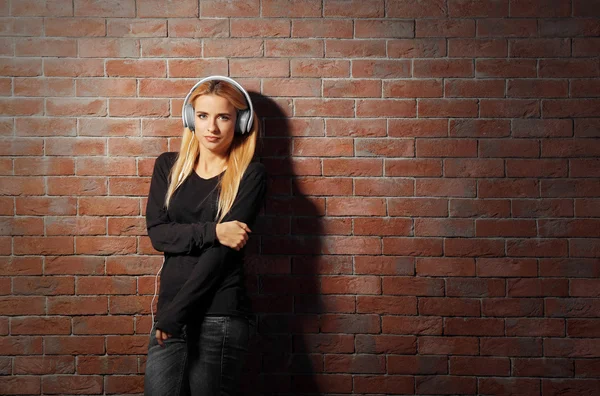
{"left": 181, "top": 75, "right": 254, "bottom": 135}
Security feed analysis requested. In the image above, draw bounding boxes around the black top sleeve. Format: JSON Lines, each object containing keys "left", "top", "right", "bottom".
{"left": 155, "top": 163, "right": 267, "bottom": 337}
{"left": 146, "top": 152, "right": 217, "bottom": 254}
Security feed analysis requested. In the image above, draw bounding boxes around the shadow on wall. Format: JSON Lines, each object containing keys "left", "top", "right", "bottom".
{"left": 241, "top": 93, "right": 325, "bottom": 395}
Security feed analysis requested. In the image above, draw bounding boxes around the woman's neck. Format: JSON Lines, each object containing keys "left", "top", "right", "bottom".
{"left": 195, "top": 150, "right": 228, "bottom": 178}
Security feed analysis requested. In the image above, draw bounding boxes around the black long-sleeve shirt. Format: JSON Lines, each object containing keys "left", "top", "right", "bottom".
{"left": 145, "top": 151, "right": 267, "bottom": 337}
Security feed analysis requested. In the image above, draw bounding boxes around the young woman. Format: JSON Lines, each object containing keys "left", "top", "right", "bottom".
{"left": 143, "top": 76, "right": 266, "bottom": 396}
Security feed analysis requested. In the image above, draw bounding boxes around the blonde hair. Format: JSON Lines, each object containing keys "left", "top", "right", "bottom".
{"left": 165, "top": 80, "right": 259, "bottom": 223}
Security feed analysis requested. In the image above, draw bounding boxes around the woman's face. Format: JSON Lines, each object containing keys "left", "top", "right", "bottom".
{"left": 192, "top": 94, "right": 237, "bottom": 157}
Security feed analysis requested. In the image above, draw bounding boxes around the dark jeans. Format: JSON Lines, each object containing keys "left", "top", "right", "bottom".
{"left": 144, "top": 315, "right": 250, "bottom": 396}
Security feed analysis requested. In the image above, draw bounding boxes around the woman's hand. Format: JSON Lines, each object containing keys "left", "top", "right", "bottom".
{"left": 155, "top": 329, "right": 171, "bottom": 347}
{"left": 216, "top": 221, "right": 251, "bottom": 251}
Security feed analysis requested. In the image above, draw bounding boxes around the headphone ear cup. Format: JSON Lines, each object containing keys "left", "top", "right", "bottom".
{"left": 183, "top": 103, "right": 196, "bottom": 131}
{"left": 236, "top": 109, "right": 250, "bottom": 134}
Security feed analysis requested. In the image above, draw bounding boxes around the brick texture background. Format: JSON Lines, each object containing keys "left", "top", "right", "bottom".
{"left": 1, "top": 0, "right": 600, "bottom": 395}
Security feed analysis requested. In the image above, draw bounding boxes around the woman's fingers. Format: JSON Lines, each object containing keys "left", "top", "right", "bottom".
{"left": 155, "top": 329, "right": 171, "bottom": 347}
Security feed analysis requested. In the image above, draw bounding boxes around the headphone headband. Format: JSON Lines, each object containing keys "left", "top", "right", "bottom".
{"left": 181, "top": 75, "right": 254, "bottom": 135}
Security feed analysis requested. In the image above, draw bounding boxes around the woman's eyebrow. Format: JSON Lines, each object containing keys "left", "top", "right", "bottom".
{"left": 195, "top": 110, "right": 233, "bottom": 116}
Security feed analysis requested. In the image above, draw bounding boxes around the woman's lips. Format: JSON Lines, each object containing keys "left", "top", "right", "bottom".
{"left": 205, "top": 136, "right": 219, "bottom": 142}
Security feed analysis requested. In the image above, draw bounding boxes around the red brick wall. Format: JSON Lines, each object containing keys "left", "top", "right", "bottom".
{"left": 1, "top": 0, "right": 600, "bottom": 395}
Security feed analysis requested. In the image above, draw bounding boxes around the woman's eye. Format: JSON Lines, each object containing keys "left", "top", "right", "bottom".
{"left": 197, "top": 114, "right": 206, "bottom": 119}
{"left": 219, "top": 115, "right": 230, "bottom": 121}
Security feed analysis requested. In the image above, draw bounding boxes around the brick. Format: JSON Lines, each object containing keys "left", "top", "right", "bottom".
{"left": 0, "top": 98, "right": 43, "bottom": 116}
{"left": 323, "top": 158, "right": 382, "bottom": 176}
{"left": 356, "top": 139, "right": 414, "bottom": 157}
{"left": 568, "top": 319, "right": 600, "bottom": 337}
{"left": 354, "top": 256, "right": 414, "bottom": 276}
{"left": 449, "top": 0, "right": 508, "bottom": 16}
{"left": 108, "top": 19, "right": 167, "bottom": 37}
{"left": 14, "top": 356, "right": 74, "bottom": 375}
{"left": 544, "top": 99, "right": 600, "bottom": 118}
{"left": 14, "top": 236, "right": 74, "bottom": 255}
{"left": 507, "top": 159, "right": 567, "bottom": 177}
{"left": 77, "top": 356, "right": 138, "bottom": 375}
{"left": 448, "top": 38, "right": 507, "bottom": 57}
{"left": 476, "top": 59, "right": 537, "bottom": 78}
{"left": 320, "top": 276, "right": 380, "bottom": 294}
{"left": 514, "top": 357, "right": 573, "bottom": 377}
{"left": 512, "top": 119, "right": 572, "bottom": 138}
{"left": 326, "top": 118, "right": 386, "bottom": 137}
{"left": 73, "top": 316, "right": 133, "bottom": 335}
{"left": 417, "top": 138, "right": 477, "bottom": 157}
{"left": 11, "top": 316, "right": 71, "bottom": 335}
{"left": 0, "top": 296, "right": 45, "bottom": 315}
{"left": 445, "top": 158, "right": 504, "bottom": 177}
{"left": 291, "top": 59, "right": 349, "bottom": 77}
{"left": 389, "top": 198, "right": 448, "bottom": 216}
{"left": 47, "top": 176, "right": 107, "bottom": 196}
{"left": 450, "top": 119, "right": 510, "bottom": 138}
{"left": 447, "top": 278, "right": 505, "bottom": 297}
{"left": 575, "top": 358, "right": 600, "bottom": 377}
{"left": 576, "top": 199, "right": 600, "bottom": 216}
{"left": 12, "top": 276, "right": 74, "bottom": 295}
{"left": 0, "top": 257, "right": 42, "bottom": 276}
{"left": 510, "top": 38, "right": 571, "bottom": 58}
{"left": 445, "top": 317, "right": 504, "bottom": 335}
{"left": 354, "top": 59, "right": 411, "bottom": 77}
{"left": 480, "top": 337, "right": 542, "bottom": 356}
{"left": 508, "top": 278, "right": 569, "bottom": 297}
{"left": 445, "top": 238, "right": 504, "bottom": 257}
{"left": 15, "top": 37, "right": 76, "bottom": 56}
{"left": 0, "top": 376, "right": 40, "bottom": 395}
{"left": 136, "top": 0, "right": 197, "bottom": 17}
{"left": 47, "top": 296, "right": 107, "bottom": 315}
{"left": 324, "top": 0, "right": 384, "bottom": 17}
{"left": 79, "top": 38, "right": 139, "bottom": 57}
{"left": 480, "top": 378, "right": 541, "bottom": 395}
{"left": 141, "top": 38, "right": 201, "bottom": 57}
{"left": 540, "top": 60, "right": 600, "bottom": 78}
{"left": 107, "top": 59, "right": 166, "bottom": 77}
{"left": 477, "top": 257, "right": 535, "bottom": 277}
{"left": 480, "top": 139, "right": 539, "bottom": 158}
{"left": 387, "top": 0, "right": 447, "bottom": 17}
{"left": 508, "top": 79, "right": 568, "bottom": 98}
{"left": 355, "top": 334, "right": 415, "bottom": 354}
{"left": 414, "top": 59, "right": 473, "bottom": 78}
{"left": 416, "top": 178, "right": 476, "bottom": 197}
{"left": 0, "top": 138, "right": 43, "bottom": 155}
{"left": 75, "top": 0, "right": 134, "bottom": 16}
{"left": 420, "top": 297, "right": 481, "bottom": 316}
{"left": 76, "top": 236, "right": 137, "bottom": 255}
{"left": 324, "top": 79, "right": 381, "bottom": 98}
{"left": 383, "top": 237, "right": 443, "bottom": 256}
{"left": 382, "top": 316, "right": 442, "bottom": 335}
{"left": 540, "top": 19, "right": 600, "bottom": 37}
{"left": 44, "top": 58, "right": 104, "bottom": 77}
{"left": 445, "top": 79, "right": 505, "bottom": 98}
{"left": 542, "top": 180, "right": 600, "bottom": 197}
{"left": 480, "top": 18, "right": 537, "bottom": 37}
{"left": 266, "top": 39, "right": 323, "bottom": 57}
{"left": 383, "top": 276, "right": 444, "bottom": 296}
{"left": 295, "top": 99, "right": 354, "bottom": 117}
{"left": 416, "top": 257, "right": 475, "bottom": 277}
{"left": 233, "top": 18, "right": 288, "bottom": 37}
{"left": 510, "top": 0, "right": 571, "bottom": 17}
{"left": 46, "top": 98, "right": 106, "bottom": 117}
{"left": 481, "top": 99, "right": 540, "bottom": 118}
{"left": 326, "top": 197, "right": 385, "bottom": 216}
{"left": 77, "top": 78, "right": 136, "bottom": 97}
{"left": 419, "top": 99, "right": 478, "bottom": 117}
{"left": 414, "top": 218, "right": 472, "bottom": 237}
{"left": 356, "top": 19, "right": 414, "bottom": 38}
{"left": 262, "top": 0, "right": 322, "bottom": 17}
{"left": 356, "top": 295, "right": 416, "bottom": 314}
{"left": 357, "top": 99, "right": 416, "bottom": 117}
{"left": 200, "top": 0, "right": 259, "bottom": 17}
{"left": 388, "top": 38, "right": 446, "bottom": 58}
{"left": 293, "top": 19, "right": 352, "bottom": 39}
{"left": 324, "top": 355, "right": 386, "bottom": 374}
{"left": 571, "top": 79, "right": 600, "bottom": 98}
{"left": 326, "top": 39, "right": 386, "bottom": 58}
{"left": 15, "top": 197, "right": 76, "bottom": 216}
{"left": 107, "top": 217, "right": 147, "bottom": 236}
{"left": 320, "top": 314, "right": 379, "bottom": 334}
{"left": 508, "top": 239, "right": 568, "bottom": 257}
{"left": 573, "top": 38, "right": 600, "bottom": 57}
{"left": 45, "top": 17, "right": 105, "bottom": 36}
{"left": 507, "top": 318, "right": 565, "bottom": 337}
{"left": 45, "top": 216, "right": 105, "bottom": 236}
{"left": 354, "top": 177, "right": 413, "bottom": 196}
{"left": 417, "top": 19, "right": 475, "bottom": 37}
{"left": 230, "top": 59, "right": 289, "bottom": 77}
{"left": 45, "top": 137, "right": 105, "bottom": 156}
{"left": 545, "top": 338, "right": 600, "bottom": 357}
{"left": 108, "top": 99, "right": 169, "bottom": 117}
{"left": 384, "top": 79, "right": 442, "bottom": 98}
{"left": 574, "top": 0, "right": 600, "bottom": 16}
{"left": 479, "top": 179, "right": 539, "bottom": 198}
{"left": 109, "top": 296, "right": 153, "bottom": 315}
{"left": 451, "top": 356, "right": 510, "bottom": 376}
{"left": 390, "top": 119, "right": 447, "bottom": 137}
{"left": 42, "top": 375, "right": 103, "bottom": 394}
{"left": 14, "top": 77, "right": 74, "bottom": 97}
{"left": 0, "top": 58, "right": 40, "bottom": 77}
